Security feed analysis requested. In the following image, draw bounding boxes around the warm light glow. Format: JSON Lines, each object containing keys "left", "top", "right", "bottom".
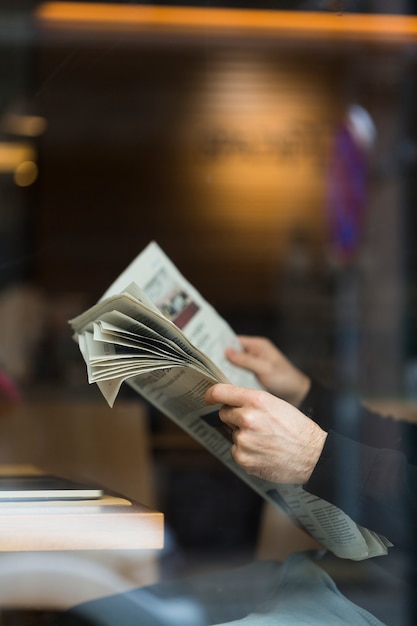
{"left": 0, "top": 114, "right": 47, "bottom": 138}
{"left": 14, "top": 161, "right": 39, "bottom": 187}
{"left": 0, "top": 143, "right": 37, "bottom": 173}
{"left": 175, "top": 55, "right": 336, "bottom": 250}
{"left": 35, "top": 3, "right": 417, "bottom": 43}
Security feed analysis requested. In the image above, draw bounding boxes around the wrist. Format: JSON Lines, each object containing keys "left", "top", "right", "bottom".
{"left": 291, "top": 373, "right": 311, "bottom": 408}
{"left": 302, "top": 427, "right": 327, "bottom": 484}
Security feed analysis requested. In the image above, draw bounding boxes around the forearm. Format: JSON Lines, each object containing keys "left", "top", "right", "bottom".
{"left": 304, "top": 430, "right": 416, "bottom": 551}
{"left": 299, "top": 379, "right": 406, "bottom": 451}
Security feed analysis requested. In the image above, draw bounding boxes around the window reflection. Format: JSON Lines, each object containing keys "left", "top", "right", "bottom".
{"left": 0, "top": 3, "right": 416, "bottom": 625}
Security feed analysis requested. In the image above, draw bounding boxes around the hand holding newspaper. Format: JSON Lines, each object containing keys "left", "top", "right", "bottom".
{"left": 70, "top": 241, "right": 391, "bottom": 561}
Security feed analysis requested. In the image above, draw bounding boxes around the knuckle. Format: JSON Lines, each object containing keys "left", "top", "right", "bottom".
{"left": 239, "top": 409, "right": 255, "bottom": 429}
{"left": 251, "top": 389, "right": 268, "bottom": 410}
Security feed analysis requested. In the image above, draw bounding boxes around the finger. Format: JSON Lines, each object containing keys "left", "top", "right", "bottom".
{"left": 218, "top": 404, "right": 239, "bottom": 430}
{"left": 236, "top": 335, "right": 256, "bottom": 344}
{"left": 237, "top": 336, "right": 263, "bottom": 353}
{"left": 226, "top": 346, "right": 261, "bottom": 371}
{"left": 226, "top": 423, "right": 238, "bottom": 442}
{"left": 225, "top": 346, "right": 246, "bottom": 365}
{"left": 204, "top": 383, "right": 228, "bottom": 406}
{"left": 205, "top": 383, "right": 253, "bottom": 407}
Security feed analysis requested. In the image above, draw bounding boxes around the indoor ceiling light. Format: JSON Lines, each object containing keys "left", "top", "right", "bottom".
{"left": 34, "top": 3, "right": 417, "bottom": 44}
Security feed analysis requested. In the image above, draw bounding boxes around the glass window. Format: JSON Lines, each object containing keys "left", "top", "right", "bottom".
{"left": 0, "top": 2, "right": 416, "bottom": 625}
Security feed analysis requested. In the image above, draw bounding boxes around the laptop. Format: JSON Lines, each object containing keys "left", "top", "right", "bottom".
{"left": 0, "top": 475, "right": 103, "bottom": 501}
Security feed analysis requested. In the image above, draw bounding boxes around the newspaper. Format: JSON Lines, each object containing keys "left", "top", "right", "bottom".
{"left": 70, "top": 241, "right": 391, "bottom": 561}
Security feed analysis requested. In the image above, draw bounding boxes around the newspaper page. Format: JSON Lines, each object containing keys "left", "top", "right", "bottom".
{"left": 71, "top": 290, "right": 230, "bottom": 411}
{"left": 100, "top": 243, "right": 262, "bottom": 391}
{"left": 70, "top": 241, "right": 391, "bottom": 561}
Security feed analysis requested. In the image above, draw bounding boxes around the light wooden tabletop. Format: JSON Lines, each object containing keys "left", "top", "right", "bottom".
{"left": 0, "top": 465, "right": 164, "bottom": 552}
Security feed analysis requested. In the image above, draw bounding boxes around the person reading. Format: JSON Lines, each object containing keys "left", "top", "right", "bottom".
{"left": 51, "top": 336, "right": 416, "bottom": 626}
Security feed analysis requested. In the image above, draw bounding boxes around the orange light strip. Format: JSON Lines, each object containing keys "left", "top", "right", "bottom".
{"left": 34, "top": 2, "right": 417, "bottom": 43}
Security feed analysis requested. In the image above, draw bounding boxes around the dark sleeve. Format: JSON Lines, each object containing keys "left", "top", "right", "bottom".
{"left": 304, "top": 430, "right": 416, "bottom": 550}
{"left": 300, "top": 379, "right": 413, "bottom": 456}
{"left": 300, "top": 381, "right": 417, "bottom": 551}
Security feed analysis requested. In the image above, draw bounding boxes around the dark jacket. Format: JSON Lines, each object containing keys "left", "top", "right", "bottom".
{"left": 301, "top": 381, "right": 417, "bottom": 560}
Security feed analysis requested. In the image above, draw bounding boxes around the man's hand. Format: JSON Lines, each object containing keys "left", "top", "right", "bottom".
{"left": 205, "top": 383, "right": 327, "bottom": 485}
{"left": 226, "top": 336, "right": 311, "bottom": 407}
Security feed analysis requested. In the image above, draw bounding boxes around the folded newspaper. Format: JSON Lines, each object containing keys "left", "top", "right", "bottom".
{"left": 70, "top": 241, "right": 391, "bottom": 561}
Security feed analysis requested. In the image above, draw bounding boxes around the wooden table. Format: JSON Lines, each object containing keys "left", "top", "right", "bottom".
{"left": 0, "top": 466, "right": 165, "bottom": 610}
{"left": 0, "top": 465, "right": 164, "bottom": 552}
{"left": 0, "top": 494, "right": 164, "bottom": 552}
